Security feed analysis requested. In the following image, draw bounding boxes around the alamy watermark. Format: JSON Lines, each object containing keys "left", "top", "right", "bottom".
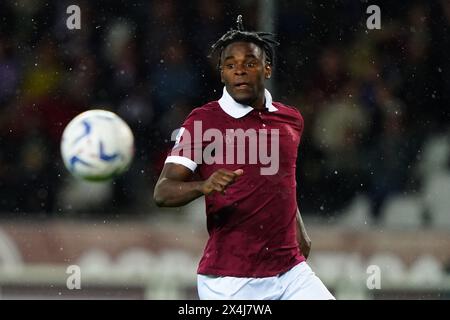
{"left": 66, "top": 5, "right": 81, "bottom": 30}
{"left": 366, "top": 5, "right": 381, "bottom": 30}
{"left": 66, "top": 265, "right": 81, "bottom": 290}
{"left": 170, "top": 121, "right": 280, "bottom": 175}
{"left": 366, "top": 265, "right": 381, "bottom": 290}
{"left": 66, "top": 5, "right": 381, "bottom": 31}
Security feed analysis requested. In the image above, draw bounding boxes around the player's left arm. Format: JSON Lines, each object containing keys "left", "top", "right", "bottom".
{"left": 292, "top": 107, "right": 310, "bottom": 258}
{"left": 296, "top": 207, "right": 311, "bottom": 259}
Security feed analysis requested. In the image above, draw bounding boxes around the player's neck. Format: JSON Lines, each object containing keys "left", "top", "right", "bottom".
{"left": 251, "top": 93, "right": 266, "bottom": 111}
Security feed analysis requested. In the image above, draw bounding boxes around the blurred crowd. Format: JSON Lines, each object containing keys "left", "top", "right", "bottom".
{"left": 0, "top": 0, "right": 449, "bottom": 220}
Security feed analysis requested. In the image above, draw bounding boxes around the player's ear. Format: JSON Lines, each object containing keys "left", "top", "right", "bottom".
{"left": 264, "top": 63, "right": 272, "bottom": 79}
{"left": 219, "top": 66, "right": 225, "bottom": 84}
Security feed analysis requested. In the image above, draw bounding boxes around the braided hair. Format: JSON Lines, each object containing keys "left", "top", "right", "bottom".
{"left": 210, "top": 15, "right": 279, "bottom": 69}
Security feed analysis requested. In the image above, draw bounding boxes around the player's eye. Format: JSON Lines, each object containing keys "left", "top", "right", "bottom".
{"left": 246, "top": 62, "right": 257, "bottom": 68}
{"left": 225, "top": 64, "right": 235, "bottom": 69}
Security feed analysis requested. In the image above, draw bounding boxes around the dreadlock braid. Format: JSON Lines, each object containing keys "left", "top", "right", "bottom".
{"left": 210, "top": 15, "right": 279, "bottom": 68}
{"left": 236, "top": 14, "right": 244, "bottom": 31}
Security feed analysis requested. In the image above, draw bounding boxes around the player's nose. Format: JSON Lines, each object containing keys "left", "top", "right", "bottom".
{"left": 234, "top": 64, "right": 247, "bottom": 75}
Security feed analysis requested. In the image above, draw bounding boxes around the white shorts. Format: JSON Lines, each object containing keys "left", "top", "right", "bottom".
{"left": 197, "top": 261, "right": 335, "bottom": 300}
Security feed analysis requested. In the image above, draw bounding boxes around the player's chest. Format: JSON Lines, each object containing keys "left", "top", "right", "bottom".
{"left": 203, "top": 113, "right": 300, "bottom": 163}
{"left": 216, "top": 113, "right": 300, "bottom": 147}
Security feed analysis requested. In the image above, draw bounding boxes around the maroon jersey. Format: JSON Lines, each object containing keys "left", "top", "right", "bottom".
{"left": 165, "top": 88, "right": 305, "bottom": 277}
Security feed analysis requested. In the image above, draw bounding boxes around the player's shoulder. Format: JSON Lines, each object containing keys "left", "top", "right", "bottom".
{"left": 185, "top": 101, "right": 221, "bottom": 121}
{"left": 272, "top": 101, "right": 304, "bottom": 122}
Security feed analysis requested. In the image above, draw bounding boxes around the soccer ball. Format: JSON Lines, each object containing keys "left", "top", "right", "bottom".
{"left": 61, "top": 109, "right": 134, "bottom": 181}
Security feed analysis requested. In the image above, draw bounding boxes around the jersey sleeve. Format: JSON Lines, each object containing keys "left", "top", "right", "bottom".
{"left": 292, "top": 106, "right": 305, "bottom": 144}
{"left": 164, "top": 109, "right": 204, "bottom": 172}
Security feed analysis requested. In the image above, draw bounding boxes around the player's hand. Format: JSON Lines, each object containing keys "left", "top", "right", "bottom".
{"left": 200, "top": 169, "right": 243, "bottom": 195}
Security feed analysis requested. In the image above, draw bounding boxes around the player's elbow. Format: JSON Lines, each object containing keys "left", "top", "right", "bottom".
{"left": 153, "top": 185, "right": 167, "bottom": 207}
{"left": 153, "top": 194, "right": 167, "bottom": 207}
{"left": 153, "top": 194, "right": 164, "bottom": 207}
{"left": 305, "top": 238, "right": 312, "bottom": 249}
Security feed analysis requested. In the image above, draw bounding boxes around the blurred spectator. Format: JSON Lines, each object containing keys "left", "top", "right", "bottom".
{"left": 363, "top": 85, "right": 417, "bottom": 219}
{"left": 306, "top": 81, "right": 370, "bottom": 213}
{"left": 0, "top": 37, "right": 20, "bottom": 104}
{"left": 149, "top": 39, "right": 200, "bottom": 116}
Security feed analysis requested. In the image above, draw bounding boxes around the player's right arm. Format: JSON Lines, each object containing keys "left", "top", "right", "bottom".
{"left": 154, "top": 108, "right": 243, "bottom": 207}
{"left": 153, "top": 164, "right": 243, "bottom": 207}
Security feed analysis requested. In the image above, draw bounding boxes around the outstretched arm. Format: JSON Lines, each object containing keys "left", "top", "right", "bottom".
{"left": 296, "top": 207, "right": 312, "bottom": 259}
{"left": 153, "top": 163, "right": 243, "bottom": 207}
{"left": 153, "top": 163, "right": 203, "bottom": 207}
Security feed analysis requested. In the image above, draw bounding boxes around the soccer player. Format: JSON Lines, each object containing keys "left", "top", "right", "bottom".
{"left": 154, "top": 16, "right": 334, "bottom": 300}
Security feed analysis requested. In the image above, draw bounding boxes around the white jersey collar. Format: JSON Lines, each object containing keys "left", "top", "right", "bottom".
{"left": 218, "top": 87, "right": 278, "bottom": 119}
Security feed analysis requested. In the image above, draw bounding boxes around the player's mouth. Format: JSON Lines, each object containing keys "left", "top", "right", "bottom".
{"left": 234, "top": 82, "right": 251, "bottom": 89}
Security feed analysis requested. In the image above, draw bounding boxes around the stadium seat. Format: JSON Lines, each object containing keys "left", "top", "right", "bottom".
{"left": 379, "top": 195, "right": 424, "bottom": 229}
{"left": 417, "top": 133, "right": 450, "bottom": 180}
{"left": 309, "top": 252, "right": 362, "bottom": 284}
{"left": 78, "top": 248, "right": 113, "bottom": 276}
{"left": 367, "top": 252, "right": 407, "bottom": 283}
{"left": 115, "top": 248, "right": 159, "bottom": 277}
{"left": 57, "top": 179, "right": 113, "bottom": 212}
{"left": 408, "top": 255, "right": 444, "bottom": 285}
{"left": 336, "top": 195, "right": 374, "bottom": 228}
{"left": 423, "top": 172, "right": 450, "bottom": 229}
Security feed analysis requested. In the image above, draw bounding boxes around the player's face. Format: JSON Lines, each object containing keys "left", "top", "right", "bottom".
{"left": 220, "top": 42, "right": 271, "bottom": 107}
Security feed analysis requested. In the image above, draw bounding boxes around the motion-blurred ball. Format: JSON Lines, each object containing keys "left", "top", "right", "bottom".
{"left": 61, "top": 109, "right": 134, "bottom": 181}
